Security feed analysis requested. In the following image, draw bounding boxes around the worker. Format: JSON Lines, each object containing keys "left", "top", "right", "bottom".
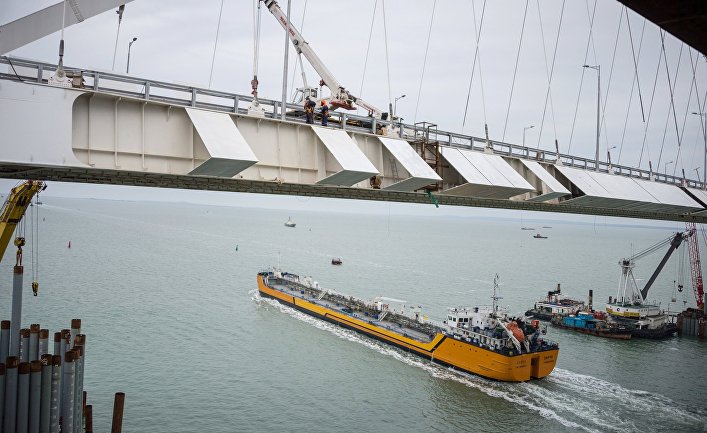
{"left": 304, "top": 96, "right": 315, "bottom": 124}
{"left": 321, "top": 100, "right": 329, "bottom": 126}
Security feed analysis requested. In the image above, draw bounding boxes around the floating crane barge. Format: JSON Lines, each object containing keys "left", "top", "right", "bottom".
{"left": 257, "top": 270, "right": 559, "bottom": 382}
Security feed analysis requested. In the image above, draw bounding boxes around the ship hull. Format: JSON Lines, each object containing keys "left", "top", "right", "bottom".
{"left": 258, "top": 275, "right": 558, "bottom": 382}
{"left": 550, "top": 322, "right": 632, "bottom": 339}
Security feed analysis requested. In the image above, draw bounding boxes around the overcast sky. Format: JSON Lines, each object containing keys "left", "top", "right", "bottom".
{"left": 2, "top": 0, "right": 707, "bottom": 201}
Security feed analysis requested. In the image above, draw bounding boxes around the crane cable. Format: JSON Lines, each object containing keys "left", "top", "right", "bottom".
{"left": 413, "top": 0, "right": 437, "bottom": 124}
{"left": 461, "top": 0, "right": 487, "bottom": 133}
{"left": 31, "top": 191, "right": 40, "bottom": 296}
{"left": 617, "top": 13, "right": 647, "bottom": 166}
{"left": 357, "top": 0, "right": 378, "bottom": 116}
{"left": 567, "top": 0, "right": 598, "bottom": 154}
{"left": 208, "top": 0, "right": 226, "bottom": 89}
{"left": 381, "top": 0, "right": 393, "bottom": 115}
{"left": 251, "top": 0, "right": 263, "bottom": 100}
{"left": 534, "top": 0, "right": 564, "bottom": 150}
{"left": 501, "top": 0, "right": 530, "bottom": 142}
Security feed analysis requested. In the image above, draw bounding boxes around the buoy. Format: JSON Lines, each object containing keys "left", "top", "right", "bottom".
{"left": 67, "top": 241, "right": 71, "bottom": 249}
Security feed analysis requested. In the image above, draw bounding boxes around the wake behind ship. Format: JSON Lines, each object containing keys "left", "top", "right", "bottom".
{"left": 257, "top": 270, "right": 559, "bottom": 382}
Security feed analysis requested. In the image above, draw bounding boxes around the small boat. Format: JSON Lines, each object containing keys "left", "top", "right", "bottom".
{"left": 551, "top": 312, "right": 632, "bottom": 339}
{"left": 331, "top": 258, "right": 342, "bottom": 265}
{"left": 525, "top": 284, "right": 585, "bottom": 321}
{"left": 521, "top": 227, "right": 535, "bottom": 230}
{"left": 284, "top": 217, "right": 296, "bottom": 228}
{"left": 542, "top": 226, "right": 552, "bottom": 229}
{"left": 533, "top": 233, "right": 548, "bottom": 239}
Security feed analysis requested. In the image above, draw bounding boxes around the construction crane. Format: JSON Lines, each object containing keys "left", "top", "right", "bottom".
{"left": 260, "top": 0, "right": 388, "bottom": 119}
{"left": 0, "top": 180, "right": 46, "bottom": 262}
{"left": 685, "top": 222, "right": 705, "bottom": 310}
{"left": 615, "top": 231, "right": 691, "bottom": 306}
{"left": 0, "top": 180, "right": 46, "bottom": 357}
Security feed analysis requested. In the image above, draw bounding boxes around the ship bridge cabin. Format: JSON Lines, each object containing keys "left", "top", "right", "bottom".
{"left": 446, "top": 307, "right": 497, "bottom": 330}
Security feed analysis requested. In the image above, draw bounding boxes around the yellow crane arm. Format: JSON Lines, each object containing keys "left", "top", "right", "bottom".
{"left": 0, "top": 180, "right": 46, "bottom": 262}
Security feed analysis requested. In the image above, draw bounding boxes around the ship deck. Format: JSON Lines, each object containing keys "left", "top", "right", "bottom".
{"left": 268, "top": 280, "right": 436, "bottom": 343}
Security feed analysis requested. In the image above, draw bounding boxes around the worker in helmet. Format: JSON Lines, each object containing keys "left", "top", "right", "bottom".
{"left": 320, "top": 100, "right": 329, "bottom": 126}
{"left": 304, "top": 96, "right": 315, "bottom": 124}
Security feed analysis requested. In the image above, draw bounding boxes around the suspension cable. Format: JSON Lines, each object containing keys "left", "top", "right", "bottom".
{"left": 357, "top": 0, "right": 378, "bottom": 115}
{"left": 617, "top": 13, "right": 647, "bottom": 165}
{"left": 413, "top": 0, "right": 437, "bottom": 123}
{"left": 382, "top": 0, "right": 393, "bottom": 114}
{"left": 461, "top": 0, "right": 487, "bottom": 132}
{"left": 535, "top": 0, "right": 564, "bottom": 149}
{"left": 567, "top": 0, "right": 598, "bottom": 154}
{"left": 208, "top": 0, "right": 225, "bottom": 89}
{"left": 501, "top": 0, "right": 530, "bottom": 142}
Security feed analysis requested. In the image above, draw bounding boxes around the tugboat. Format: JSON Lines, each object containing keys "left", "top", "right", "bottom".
{"left": 525, "top": 284, "right": 585, "bottom": 321}
{"left": 257, "top": 271, "right": 559, "bottom": 382}
{"left": 533, "top": 233, "right": 548, "bottom": 239}
{"left": 284, "top": 217, "right": 296, "bottom": 228}
{"left": 331, "top": 258, "right": 342, "bottom": 265}
{"left": 605, "top": 231, "right": 689, "bottom": 339}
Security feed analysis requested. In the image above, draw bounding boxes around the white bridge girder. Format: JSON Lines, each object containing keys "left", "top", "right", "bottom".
{"left": 2, "top": 76, "right": 707, "bottom": 223}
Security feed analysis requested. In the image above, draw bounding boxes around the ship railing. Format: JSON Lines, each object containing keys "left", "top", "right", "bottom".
{"left": 0, "top": 55, "right": 699, "bottom": 188}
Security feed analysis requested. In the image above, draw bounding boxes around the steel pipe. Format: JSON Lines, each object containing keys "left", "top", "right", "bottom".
{"left": 29, "top": 360, "right": 42, "bottom": 433}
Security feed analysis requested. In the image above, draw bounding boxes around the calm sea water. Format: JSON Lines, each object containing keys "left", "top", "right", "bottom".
{"left": 1, "top": 196, "right": 705, "bottom": 432}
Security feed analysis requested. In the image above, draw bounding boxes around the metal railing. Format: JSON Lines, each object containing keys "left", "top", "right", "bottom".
{"left": 1, "top": 56, "right": 701, "bottom": 190}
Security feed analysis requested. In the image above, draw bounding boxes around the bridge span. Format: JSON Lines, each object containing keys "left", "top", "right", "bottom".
{"left": 2, "top": 57, "right": 707, "bottom": 223}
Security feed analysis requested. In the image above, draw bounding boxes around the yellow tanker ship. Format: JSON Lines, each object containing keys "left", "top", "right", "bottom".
{"left": 257, "top": 270, "right": 559, "bottom": 382}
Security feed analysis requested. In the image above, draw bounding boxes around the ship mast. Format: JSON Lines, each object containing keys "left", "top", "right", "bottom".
{"left": 491, "top": 274, "right": 502, "bottom": 317}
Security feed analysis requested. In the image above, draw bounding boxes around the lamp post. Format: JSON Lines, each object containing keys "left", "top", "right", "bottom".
{"left": 665, "top": 160, "right": 674, "bottom": 176}
{"left": 394, "top": 94, "right": 406, "bottom": 118}
{"left": 583, "top": 64, "right": 600, "bottom": 171}
{"left": 693, "top": 112, "right": 707, "bottom": 189}
{"left": 607, "top": 145, "right": 616, "bottom": 168}
{"left": 126, "top": 37, "right": 137, "bottom": 74}
{"left": 522, "top": 125, "right": 534, "bottom": 148}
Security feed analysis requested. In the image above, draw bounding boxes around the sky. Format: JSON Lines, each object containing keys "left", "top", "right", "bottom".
{"left": 1, "top": 0, "right": 707, "bottom": 204}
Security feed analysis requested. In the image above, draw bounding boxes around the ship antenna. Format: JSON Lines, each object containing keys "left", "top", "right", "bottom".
{"left": 492, "top": 274, "right": 503, "bottom": 316}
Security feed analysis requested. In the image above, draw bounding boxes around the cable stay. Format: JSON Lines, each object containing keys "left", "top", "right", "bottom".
{"left": 208, "top": 0, "right": 226, "bottom": 89}
{"left": 567, "top": 0, "right": 598, "bottom": 154}
{"left": 597, "top": 8, "right": 624, "bottom": 155}
{"left": 534, "top": 0, "right": 564, "bottom": 150}
{"left": 637, "top": 29, "right": 664, "bottom": 170}
{"left": 382, "top": 0, "right": 393, "bottom": 117}
{"left": 617, "top": 14, "right": 647, "bottom": 166}
{"left": 289, "top": 0, "right": 309, "bottom": 102}
{"left": 357, "top": 0, "right": 378, "bottom": 116}
{"left": 660, "top": 31, "right": 684, "bottom": 161}
{"left": 625, "top": 8, "right": 646, "bottom": 123}
{"left": 501, "top": 0, "right": 530, "bottom": 142}
{"left": 461, "top": 0, "right": 487, "bottom": 134}
{"left": 656, "top": 41, "right": 684, "bottom": 174}
{"left": 413, "top": 0, "right": 437, "bottom": 124}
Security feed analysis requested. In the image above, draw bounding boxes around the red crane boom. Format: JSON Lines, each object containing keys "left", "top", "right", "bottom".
{"left": 685, "top": 222, "right": 705, "bottom": 309}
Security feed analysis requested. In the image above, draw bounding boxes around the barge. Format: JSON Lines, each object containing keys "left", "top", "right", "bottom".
{"left": 257, "top": 270, "right": 559, "bottom": 382}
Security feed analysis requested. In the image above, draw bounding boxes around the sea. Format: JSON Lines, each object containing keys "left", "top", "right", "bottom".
{"left": 1, "top": 194, "right": 705, "bottom": 432}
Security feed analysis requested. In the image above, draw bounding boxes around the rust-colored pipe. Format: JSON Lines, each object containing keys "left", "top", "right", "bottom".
{"left": 111, "top": 392, "right": 125, "bottom": 433}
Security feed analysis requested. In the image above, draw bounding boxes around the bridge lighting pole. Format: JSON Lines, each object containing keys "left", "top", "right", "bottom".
{"left": 126, "top": 37, "right": 137, "bottom": 74}
{"left": 693, "top": 112, "right": 707, "bottom": 189}
{"left": 607, "top": 145, "right": 616, "bottom": 168}
{"left": 665, "top": 160, "right": 674, "bottom": 177}
{"left": 522, "top": 125, "right": 534, "bottom": 148}
{"left": 394, "top": 94, "right": 406, "bottom": 118}
{"left": 583, "top": 64, "right": 600, "bottom": 171}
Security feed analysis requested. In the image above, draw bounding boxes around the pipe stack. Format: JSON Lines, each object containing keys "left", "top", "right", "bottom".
{"left": 0, "top": 318, "right": 124, "bottom": 433}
